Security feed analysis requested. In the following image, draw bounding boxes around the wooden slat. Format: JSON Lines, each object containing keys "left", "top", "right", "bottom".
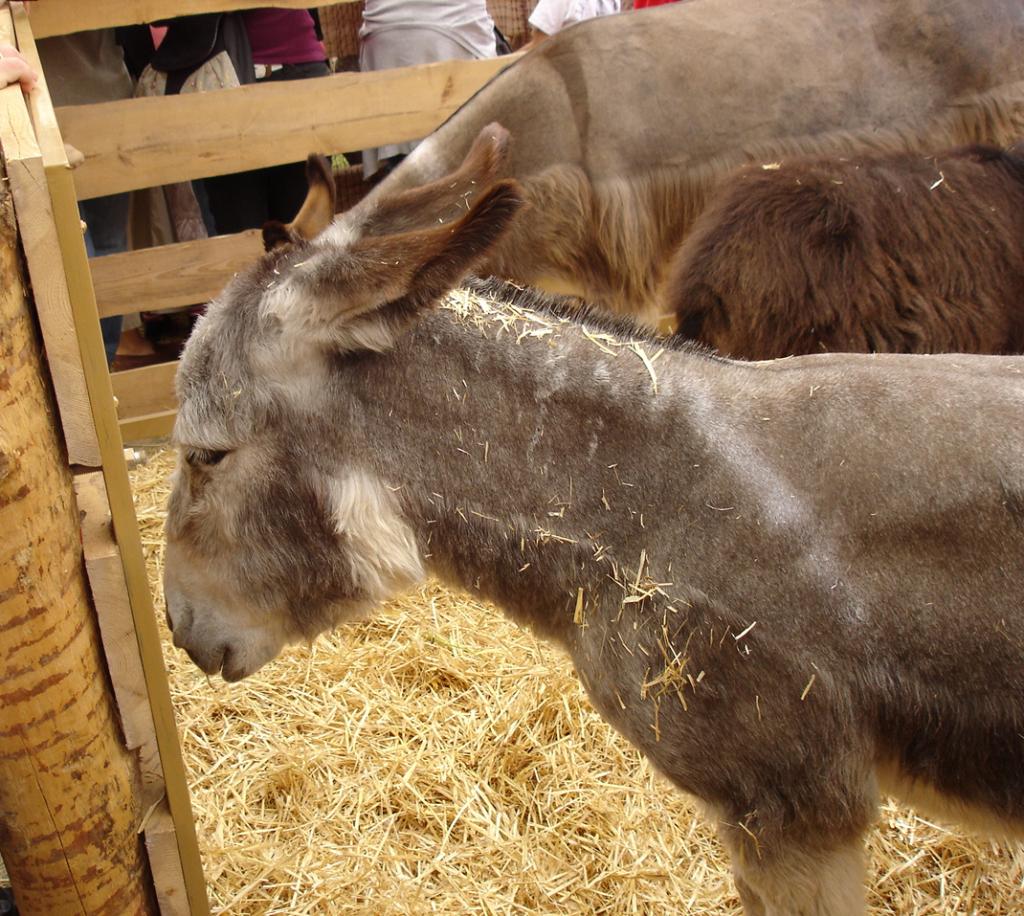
{"left": 31, "top": 0, "right": 353, "bottom": 39}
{"left": 76, "top": 471, "right": 165, "bottom": 798}
{"left": 58, "top": 54, "right": 519, "bottom": 200}
{"left": 45, "top": 147, "right": 209, "bottom": 916}
{"left": 4, "top": 151, "right": 102, "bottom": 466}
{"left": 0, "top": 12, "right": 102, "bottom": 465}
{"left": 12, "top": 7, "right": 211, "bottom": 914}
{"left": 92, "top": 230, "right": 262, "bottom": 318}
{"left": 122, "top": 409, "right": 179, "bottom": 445}
{"left": 46, "top": 158, "right": 210, "bottom": 916}
{"left": 111, "top": 360, "right": 181, "bottom": 422}
{"left": 110, "top": 358, "right": 180, "bottom": 446}
{"left": 75, "top": 471, "right": 187, "bottom": 916}
{"left": 142, "top": 804, "right": 194, "bottom": 916}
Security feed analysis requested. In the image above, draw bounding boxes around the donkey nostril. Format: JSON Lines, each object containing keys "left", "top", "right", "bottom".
{"left": 220, "top": 645, "right": 248, "bottom": 682}
{"left": 164, "top": 598, "right": 194, "bottom": 635}
{"left": 183, "top": 642, "right": 226, "bottom": 677}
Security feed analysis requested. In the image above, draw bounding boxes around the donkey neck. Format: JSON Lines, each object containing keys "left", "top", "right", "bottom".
{"left": 339, "top": 299, "right": 711, "bottom": 647}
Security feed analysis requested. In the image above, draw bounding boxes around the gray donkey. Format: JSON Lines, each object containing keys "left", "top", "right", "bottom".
{"left": 309, "top": 0, "right": 1024, "bottom": 318}
{"left": 164, "top": 129, "right": 1024, "bottom": 914}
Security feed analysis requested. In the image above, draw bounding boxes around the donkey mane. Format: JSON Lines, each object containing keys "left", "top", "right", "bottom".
{"left": 460, "top": 277, "right": 713, "bottom": 357}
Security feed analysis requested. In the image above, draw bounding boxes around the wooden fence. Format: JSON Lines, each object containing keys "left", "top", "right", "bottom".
{"left": 46, "top": 0, "right": 519, "bottom": 443}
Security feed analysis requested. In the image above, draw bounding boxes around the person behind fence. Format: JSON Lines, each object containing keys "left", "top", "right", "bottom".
{"left": 358, "top": 0, "right": 498, "bottom": 181}
{"left": 202, "top": 8, "right": 331, "bottom": 234}
{"left": 134, "top": 9, "right": 329, "bottom": 240}
{"left": 526, "top": 0, "right": 621, "bottom": 45}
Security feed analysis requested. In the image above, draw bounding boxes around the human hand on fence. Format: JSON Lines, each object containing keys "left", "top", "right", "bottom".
{"left": 0, "top": 44, "right": 38, "bottom": 92}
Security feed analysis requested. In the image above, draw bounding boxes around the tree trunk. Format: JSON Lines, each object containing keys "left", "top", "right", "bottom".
{"left": 0, "top": 170, "right": 155, "bottom": 912}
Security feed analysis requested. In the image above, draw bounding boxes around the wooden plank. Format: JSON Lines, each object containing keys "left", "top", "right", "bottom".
{"left": 45, "top": 159, "right": 211, "bottom": 916}
{"left": 0, "top": 120, "right": 155, "bottom": 916}
{"left": 0, "top": 51, "right": 102, "bottom": 464}
{"left": 111, "top": 360, "right": 180, "bottom": 421}
{"left": 45, "top": 157, "right": 210, "bottom": 916}
{"left": 11, "top": 3, "right": 69, "bottom": 171}
{"left": 92, "top": 230, "right": 262, "bottom": 318}
{"left": 142, "top": 804, "right": 193, "bottom": 916}
{"left": 31, "top": 0, "right": 354, "bottom": 39}
{"left": 75, "top": 472, "right": 189, "bottom": 916}
{"left": 13, "top": 8, "right": 212, "bottom": 914}
{"left": 58, "top": 54, "right": 519, "bottom": 200}
{"left": 121, "top": 409, "right": 179, "bottom": 446}
{"left": 3, "top": 153, "right": 102, "bottom": 467}
{"left": 75, "top": 472, "right": 165, "bottom": 802}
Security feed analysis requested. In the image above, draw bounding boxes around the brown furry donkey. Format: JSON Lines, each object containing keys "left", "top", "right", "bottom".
{"left": 668, "top": 144, "right": 1024, "bottom": 358}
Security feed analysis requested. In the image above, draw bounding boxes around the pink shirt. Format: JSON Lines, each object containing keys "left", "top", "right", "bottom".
{"left": 243, "top": 10, "right": 326, "bottom": 65}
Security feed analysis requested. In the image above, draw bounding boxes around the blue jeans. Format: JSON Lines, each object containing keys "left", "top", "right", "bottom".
{"left": 81, "top": 193, "right": 130, "bottom": 364}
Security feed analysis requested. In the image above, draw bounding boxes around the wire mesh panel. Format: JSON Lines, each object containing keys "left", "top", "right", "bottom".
{"left": 319, "top": 1, "right": 364, "bottom": 65}
{"left": 489, "top": 0, "right": 533, "bottom": 50}
{"left": 333, "top": 163, "right": 369, "bottom": 211}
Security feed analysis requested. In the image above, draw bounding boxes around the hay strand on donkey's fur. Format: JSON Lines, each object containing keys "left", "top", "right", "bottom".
{"left": 130, "top": 277, "right": 1023, "bottom": 914}
{"left": 629, "top": 342, "right": 660, "bottom": 395}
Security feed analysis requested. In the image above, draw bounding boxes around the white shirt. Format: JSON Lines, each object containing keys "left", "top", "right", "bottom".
{"left": 528, "top": 0, "right": 620, "bottom": 37}
{"left": 361, "top": 0, "right": 496, "bottom": 59}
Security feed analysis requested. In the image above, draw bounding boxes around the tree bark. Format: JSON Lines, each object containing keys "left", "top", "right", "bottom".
{"left": 0, "top": 170, "right": 154, "bottom": 912}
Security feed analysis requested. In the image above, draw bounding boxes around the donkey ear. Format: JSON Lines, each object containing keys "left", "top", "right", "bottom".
{"left": 261, "top": 220, "right": 292, "bottom": 252}
{"left": 364, "top": 123, "right": 512, "bottom": 235}
{"left": 262, "top": 154, "right": 336, "bottom": 251}
{"left": 400, "top": 178, "right": 526, "bottom": 310}
{"left": 265, "top": 180, "right": 526, "bottom": 353}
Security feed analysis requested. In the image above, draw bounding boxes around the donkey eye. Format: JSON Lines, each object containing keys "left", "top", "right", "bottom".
{"left": 186, "top": 448, "right": 230, "bottom": 468}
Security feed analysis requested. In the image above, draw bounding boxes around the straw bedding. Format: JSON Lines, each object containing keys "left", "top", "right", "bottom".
{"left": 131, "top": 449, "right": 1023, "bottom": 914}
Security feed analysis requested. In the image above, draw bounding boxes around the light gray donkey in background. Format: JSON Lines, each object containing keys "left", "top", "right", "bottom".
{"left": 329, "top": 0, "right": 1024, "bottom": 318}
{"left": 164, "top": 128, "right": 1024, "bottom": 914}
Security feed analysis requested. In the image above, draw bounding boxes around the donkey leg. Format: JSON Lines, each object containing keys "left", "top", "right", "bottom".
{"left": 749, "top": 838, "right": 865, "bottom": 916}
{"left": 721, "top": 826, "right": 867, "bottom": 916}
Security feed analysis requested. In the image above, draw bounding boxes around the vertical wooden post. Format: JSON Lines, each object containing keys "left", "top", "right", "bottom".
{"left": 0, "top": 159, "right": 155, "bottom": 913}
{"left": 7, "top": 5, "right": 210, "bottom": 912}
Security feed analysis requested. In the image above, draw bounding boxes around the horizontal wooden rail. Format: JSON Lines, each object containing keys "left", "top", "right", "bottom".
{"left": 122, "top": 409, "right": 179, "bottom": 445}
{"left": 30, "top": 0, "right": 352, "bottom": 39}
{"left": 111, "top": 359, "right": 180, "bottom": 422}
{"left": 57, "top": 54, "right": 519, "bottom": 200}
{"left": 110, "top": 359, "right": 179, "bottom": 444}
{"left": 91, "top": 230, "right": 261, "bottom": 318}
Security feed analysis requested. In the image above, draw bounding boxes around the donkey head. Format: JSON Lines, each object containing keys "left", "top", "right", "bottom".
{"left": 164, "top": 124, "right": 523, "bottom": 681}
